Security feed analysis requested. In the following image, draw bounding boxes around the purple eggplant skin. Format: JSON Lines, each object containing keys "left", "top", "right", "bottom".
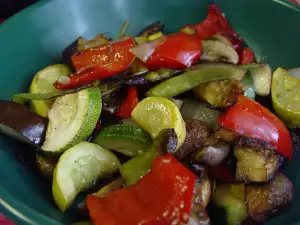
{"left": 137, "top": 21, "right": 165, "bottom": 37}
{"left": 0, "top": 100, "right": 48, "bottom": 147}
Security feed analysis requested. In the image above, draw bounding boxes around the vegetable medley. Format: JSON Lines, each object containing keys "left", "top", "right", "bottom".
{"left": 3, "top": 3, "right": 300, "bottom": 225}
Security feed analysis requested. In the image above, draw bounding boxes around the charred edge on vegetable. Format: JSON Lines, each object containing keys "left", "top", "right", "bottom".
{"left": 153, "top": 128, "right": 177, "bottom": 155}
{"left": 234, "top": 136, "right": 281, "bottom": 183}
{"left": 194, "top": 80, "right": 244, "bottom": 108}
{"left": 137, "top": 21, "right": 165, "bottom": 37}
{"left": 214, "top": 128, "right": 239, "bottom": 143}
{"left": 36, "top": 153, "right": 57, "bottom": 180}
{"left": 174, "top": 119, "right": 210, "bottom": 160}
{"left": 246, "top": 173, "right": 294, "bottom": 223}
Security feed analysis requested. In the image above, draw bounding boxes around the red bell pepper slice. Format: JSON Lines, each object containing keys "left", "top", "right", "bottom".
{"left": 239, "top": 47, "right": 255, "bottom": 64}
{"left": 145, "top": 32, "right": 202, "bottom": 70}
{"left": 218, "top": 95, "right": 293, "bottom": 160}
{"left": 87, "top": 153, "right": 196, "bottom": 225}
{"left": 115, "top": 86, "right": 139, "bottom": 118}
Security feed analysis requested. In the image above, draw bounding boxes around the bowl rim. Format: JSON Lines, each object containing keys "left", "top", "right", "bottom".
{"left": 1, "top": 0, "right": 300, "bottom": 225}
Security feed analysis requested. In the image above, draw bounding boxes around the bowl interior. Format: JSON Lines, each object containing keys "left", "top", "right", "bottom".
{"left": 0, "top": 0, "right": 300, "bottom": 224}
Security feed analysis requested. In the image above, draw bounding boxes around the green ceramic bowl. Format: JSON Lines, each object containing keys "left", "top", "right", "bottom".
{"left": 0, "top": 0, "right": 300, "bottom": 224}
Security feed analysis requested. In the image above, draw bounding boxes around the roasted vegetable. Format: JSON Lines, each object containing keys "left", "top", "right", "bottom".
{"left": 36, "top": 153, "right": 57, "bottom": 180}
{"left": 192, "top": 137, "right": 230, "bottom": 167}
{"left": 213, "top": 183, "right": 248, "bottom": 225}
{"left": 62, "top": 34, "right": 110, "bottom": 64}
{"left": 234, "top": 136, "right": 281, "bottom": 183}
{"left": 0, "top": 100, "right": 48, "bottom": 147}
{"left": 93, "top": 178, "right": 124, "bottom": 198}
{"left": 193, "top": 169, "right": 212, "bottom": 209}
{"left": 137, "top": 21, "right": 165, "bottom": 37}
{"left": 200, "top": 40, "right": 239, "bottom": 64}
{"left": 248, "top": 64, "right": 272, "bottom": 96}
{"left": 246, "top": 173, "right": 294, "bottom": 223}
{"left": 242, "top": 72, "right": 255, "bottom": 99}
{"left": 120, "top": 129, "right": 177, "bottom": 185}
{"left": 174, "top": 119, "right": 210, "bottom": 160}
{"left": 180, "top": 99, "right": 221, "bottom": 129}
{"left": 214, "top": 128, "right": 239, "bottom": 143}
{"left": 194, "top": 80, "right": 244, "bottom": 108}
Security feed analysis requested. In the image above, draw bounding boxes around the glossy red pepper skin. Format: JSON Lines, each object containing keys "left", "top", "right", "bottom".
{"left": 87, "top": 153, "right": 196, "bottom": 225}
{"left": 218, "top": 95, "right": 293, "bottom": 160}
{"left": 145, "top": 32, "right": 201, "bottom": 70}
{"left": 239, "top": 47, "right": 255, "bottom": 64}
{"left": 115, "top": 86, "right": 139, "bottom": 118}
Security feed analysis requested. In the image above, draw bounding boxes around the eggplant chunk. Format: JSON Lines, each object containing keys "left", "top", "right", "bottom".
{"left": 194, "top": 80, "right": 244, "bottom": 108}
{"left": 0, "top": 100, "right": 48, "bottom": 147}
{"left": 36, "top": 153, "right": 57, "bottom": 180}
{"left": 174, "top": 119, "right": 210, "bottom": 160}
{"left": 137, "top": 21, "right": 165, "bottom": 37}
{"left": 246, "top": 173, "right": 294, "bottom": 223}
{"left": 192, "top": 138, "right": 230, "bottom": 167}
{"left": 234, "top": 137, "right": 281, "bottom": 183}
{"left": 214, "top": 128, "right": 239, "bottom": 143}
{"left": 190, "top": 169, "right": 212, "bottom": 225}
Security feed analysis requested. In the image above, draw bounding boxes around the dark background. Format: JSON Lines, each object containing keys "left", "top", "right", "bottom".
{"left": 0, "top": 0, "right": 38, "bottom": 19}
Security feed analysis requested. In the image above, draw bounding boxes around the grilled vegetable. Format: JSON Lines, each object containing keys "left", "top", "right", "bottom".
{"left": 93, "top": 178, "right": 124, "bottom": 198}
{"left": 214, "top": 128, "right": 239, "bottom": 143}
{"left": 36, "top": 154, "right": 57, "bottom": 180}
{"left": 242, "top": 72, "right": 256, "bottom": 99}
{"left": 194, "top": 80, "right": 244, "bottom": 108}
{"left": 200, "top": 40, "right": 239, "bottom": 64}
{"left": 246, "top": 173, "right": 294, "bottom": 223}
{"left": 93, "top": 124, "right": 152, "bottom": 157}
{"left": 137, "top": 21, "right": 165, "bottom": 37}
{"left": 120, "top": 129, "right": 177, "bottom": 185}
{"left": 248, "top": 64, "right": 272, "bottom": 96}
{"left": 234, "top": 136, "right": 281, "bottom": 183}
{"left": 180, "top": 99, "right": 221, "bottom": 129}
{"left": 174, "top": 119, "right": 210, "bottom": 160}
{"left": 0, "top": 100, "right": 48, "bottom": 147}
{"left": 213, "top": 183, "right": 248, "bottom": 225}
{"left": 192, "top": 137, "right": 230, "bottom": 167}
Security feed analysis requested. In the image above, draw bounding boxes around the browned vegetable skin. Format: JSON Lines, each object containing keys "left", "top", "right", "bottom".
{"left": 214, "top": 128, "right": 239, "bottom": 143}
{"left": 234, "top": 136, "right": 281, "bottom": 183}
{"left": 93, "top": 178, "right": 124, "bottom": 198}
{"left": 189, "top": 169, "right": 212, "bottom": 225}
{"left": 0, "top": 100, "right": 48, "bottom": 147}
{"left": 191, "top": 135, "right": 230, "bottom": 167}
{"left": 194, "top": 80, "right": 244, "bottom": 108}
{"left": 174, "top": 119, "right": 210, "bottom": 160}
{"left": 246, "top": 173, "right": 294, "bottom": 223}
{"left": 137, "top": 21, "right": 164, "bottom": 37}
{"left": 36, "top": 154, "right": 57, "bottom": 180}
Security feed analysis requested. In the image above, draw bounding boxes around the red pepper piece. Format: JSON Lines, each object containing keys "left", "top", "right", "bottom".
{"left": 72, "top": 37, "right": 135, "bottom": 72}
{"left": 87, "top": 153, "right": 196, "bottom": 225}
{"left": 239, "top": 47, "right": 255, "bottom": 64}
{"left": 145, "top": 32, "right": 201, "bottom": 70}
{"left": 218, "top": 95, "right": 293, "bottom": 160}
{"left": 115, "top": 86, "right": 139, "bottom": 118}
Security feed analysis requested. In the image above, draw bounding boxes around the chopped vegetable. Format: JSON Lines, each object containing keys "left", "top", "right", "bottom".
{"left": 200, "top": 40, "right": 239, "bottom": 64}
{"left": 194, "top": 79, "right": 244, "bottom": 108}
{"left": 213, "top": 183, "right": 248, "bottom": 225}
{"left": 0, "top": 100, "right": 48, "bottom": 147}
{"left": 36, "top": 153, "right": 57, "bottom": 180}
{"left": 239, "top": 47, "right": 255, "bottom": 65}
{"left": 174, "top": 119, "right": 210, "bottom": 160}
{"left": 93, "top": 178, "right": 124, "bottom": 198}
{"left": 249, "top": 64, "right": 272, "bottom": 96}
{"left": 42, "top": 88, "right": 101, "bottom": 154}
{"left": 131, "top": 97, "right": 186, "bottom": 150}
{"left": 87, "top": 153, "right": 196, "bottom": 225}
{"left": 246, "top": 173, "right": 294, "bottom": 223}
{"left": 145, "top": 32, "right": 202, "bottom": 70}
{"left": 272, "top": 68, "right": 300, "bottom": 128}
{"left": 115, "top": 86, "right": 139, "bottom": 118}
{"left": 120, "top": 129, "right": 177, "bottom": 185}
{"left": 218, "top": 95, "right": 293, "bottom": 159}
{"left": 93, "top": 124, "right": 152, "bottom": 157}
{"left": 287, "top": 67, "right": 300, "bottom": 78}
{"left": 234, "top": 136, "right": 281, "bottom": 183}
{"left": 242, "top": 72, "right": 256, "bottom": 99}
{"left": 52, "top": 142, "right": 121, "bottom": 211}
{"left": 214, "top": 127, "right": 239, "bottom": 143}
{"left": 180, "top": 99, "right": 222, "bottom": 128}
{"left": 137, "top": 21, "right": 165, "bottom": 37}
{"left": 147, "top": 63, "right": 245, "bottom": 98}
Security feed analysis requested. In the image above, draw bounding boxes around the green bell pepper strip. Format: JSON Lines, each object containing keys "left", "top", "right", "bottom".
{"left": 146, "top": 63, "right": 245, "bottom": 98}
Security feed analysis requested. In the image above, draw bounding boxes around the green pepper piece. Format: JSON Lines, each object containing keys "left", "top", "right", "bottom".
{"left": 146, "top": 63, "right": 245, "bottom": 98}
